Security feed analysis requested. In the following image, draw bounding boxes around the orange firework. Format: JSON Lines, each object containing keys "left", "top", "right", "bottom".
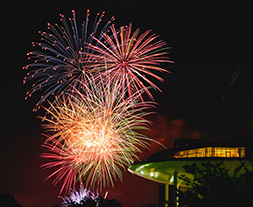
{"left": 40, "top": 74, "right": 157, "bottom": 195}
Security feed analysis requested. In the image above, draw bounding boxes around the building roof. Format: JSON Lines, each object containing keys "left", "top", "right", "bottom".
{"left": 146, "top": 135, "right": 253, "bottom": 162}
{"left": 128, "top": 135, "right": 253, "bottom": 185}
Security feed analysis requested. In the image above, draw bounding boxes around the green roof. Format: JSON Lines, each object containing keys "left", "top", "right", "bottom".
{"left": 128, "top": 159, "right": 253, "bottom": 185}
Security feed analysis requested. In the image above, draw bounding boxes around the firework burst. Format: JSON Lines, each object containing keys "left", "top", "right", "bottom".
{"left": 40, "top": 75, "right": 157, "bottom": 194}
{"left": 61, "top": 184, "right": 100, "bottom": 207}
{"left": 84, "top": 23, "right": 173, "bottom": 100}
{"left": 23, "top": 10, "right": 115, "bottom": 111}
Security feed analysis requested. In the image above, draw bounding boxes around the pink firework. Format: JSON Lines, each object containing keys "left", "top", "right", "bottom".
{"left": 84, "top": 23, "right": 173, "bottom": 100}
{"left": 41, "top": 138, "right": 80, "bottom": 195}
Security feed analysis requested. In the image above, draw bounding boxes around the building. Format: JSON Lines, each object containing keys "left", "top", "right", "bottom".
{"left": 128, "top": 135, "right": 253, "bottom": 207}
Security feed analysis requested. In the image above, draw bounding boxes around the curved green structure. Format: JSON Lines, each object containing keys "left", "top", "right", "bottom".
{"left": 128, "top": 136, "right": 253, "bottom": 207}
{"left": 128, "top": 159, "right": 252, "bottom": 185}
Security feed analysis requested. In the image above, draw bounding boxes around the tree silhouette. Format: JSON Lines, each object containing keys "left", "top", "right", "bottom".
{"left": 0, "top": 193, "right": 22, "bottom": 207}
{"left": 178, "top": 161, "right": 253, "bottom": 207}
{"left": 101, "top": 198, "right": 121, "bottom": 207}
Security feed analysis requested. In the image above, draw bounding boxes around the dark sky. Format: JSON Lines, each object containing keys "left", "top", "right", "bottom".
{"left": 1, "top": 0, "right": 253, "bottom": 206}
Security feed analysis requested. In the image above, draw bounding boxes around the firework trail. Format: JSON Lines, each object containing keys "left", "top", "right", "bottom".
{"left": 23, "top": 10, "right": 115, "bottom": 111}
{"left": 40, "top": 74, "right": 158, "bottom": 194}
{"left": 84, "top": 23, "right": 173, "bottom": 100}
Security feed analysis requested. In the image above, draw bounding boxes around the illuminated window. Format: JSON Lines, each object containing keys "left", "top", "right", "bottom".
{"left": 174, "top": 147, "right": 245, "bottom": 158}
{"left": 240, "top": 148, "right": 245, "bottom": 157}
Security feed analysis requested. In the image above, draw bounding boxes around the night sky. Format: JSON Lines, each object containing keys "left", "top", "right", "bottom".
{"left": 1, "top": 0, "right": 253, "bottom": 206}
